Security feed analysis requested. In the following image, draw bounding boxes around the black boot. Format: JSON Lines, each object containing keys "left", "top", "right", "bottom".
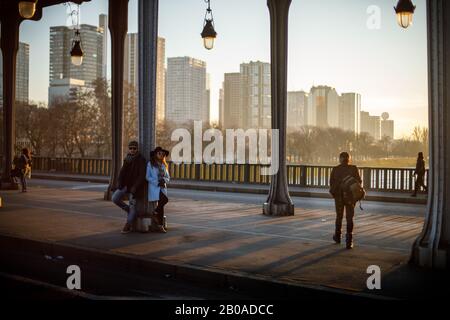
{"left": 346, "top": 234, "right": 353, "bottom": 249}
{"left": 333, "top": 232, "right": 341, "bottom": 244}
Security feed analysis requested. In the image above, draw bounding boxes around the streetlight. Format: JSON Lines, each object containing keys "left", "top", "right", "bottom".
{"left": 18, "top": 0, "right": 38, "bottom": 19}
{"left": 70, "top": 29, "right": 84, "bottom": 66}
{"left": 201, "top": 0, "right": 217, "bottom": 50}
{"left": 69, "top": 4, "right": 83, "bottom": 66}
{"left": 394, "top": 0, "right": 416, "bottom": 29}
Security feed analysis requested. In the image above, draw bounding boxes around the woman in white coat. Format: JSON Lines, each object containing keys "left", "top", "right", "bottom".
{"left": 146, "top": 146, "right": 170, "bottom": 233}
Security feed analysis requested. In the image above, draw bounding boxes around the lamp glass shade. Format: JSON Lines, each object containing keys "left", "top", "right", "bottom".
{"left": 70, "top": 40, "right": 84, "bottom": 66}
{"left": 396, "top": 12, "right": 413, "bottom": 28}
{"left": 71, "top": 55, "right": 83, "bottom": 66}
{"left": 203, "top": 37, "right": 215, "bottom": 50}
{"left": 18, "top": 1, "right": 37, "bottom": 19}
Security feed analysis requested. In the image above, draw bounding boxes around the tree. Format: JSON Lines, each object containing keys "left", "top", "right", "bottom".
{"left": 15, "top": 102, "right": 49, "bottom": 156}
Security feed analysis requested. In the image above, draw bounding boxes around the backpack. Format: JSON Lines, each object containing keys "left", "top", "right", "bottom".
{"left": 340, "top": 175, "right": 366, "bottom": 209}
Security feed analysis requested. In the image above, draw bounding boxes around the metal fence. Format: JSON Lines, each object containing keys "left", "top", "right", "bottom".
{"left": 5, "top": 156, "right": 427, "bottom": 193}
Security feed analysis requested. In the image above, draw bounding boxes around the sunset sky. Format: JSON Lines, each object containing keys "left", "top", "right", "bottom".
{"left": 19, "top": 0, "right": 428, "bottom": 139}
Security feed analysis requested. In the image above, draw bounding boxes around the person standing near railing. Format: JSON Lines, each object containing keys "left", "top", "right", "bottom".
{"left": 112, "top": 141, "right": 147, "bottom": 234}
{"left": 329, "top": 152, "right": 362, "bottom": 249}
{"left": 16, "top": 148, "right": 32, "bottom": 193}
{"left": 412, "top": 152, "right": 427, "bottom": 197}
{"left": 146, "top": 147, "right": 170, "bottom": 233}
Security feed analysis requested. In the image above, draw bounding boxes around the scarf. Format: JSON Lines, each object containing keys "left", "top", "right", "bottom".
{"left": 158, "top": 163, "right": 166, "bottom": 181}
{"left": 124, "top": 153, "right": 138, "bottom": 165}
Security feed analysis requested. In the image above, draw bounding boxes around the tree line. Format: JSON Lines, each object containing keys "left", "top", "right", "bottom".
{"left": 1, "top": 78, "right": 429, "bottom": 165}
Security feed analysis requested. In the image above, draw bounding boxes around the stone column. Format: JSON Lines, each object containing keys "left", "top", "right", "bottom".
{"left": 263, "top": 0, "right": 294, "bottom": 216}
{"left": 411, "top": 0, "right": 450, "bottom": 268}
{"left": 0, "top": 14, "right": 21, "bottom": 190}
{"left": 105, "top": 0, "right": 128, "bottom": 200}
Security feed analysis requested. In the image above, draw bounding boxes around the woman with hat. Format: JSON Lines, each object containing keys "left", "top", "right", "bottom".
{"left": 146, "top": 146, "right": 170, "bottom": 233}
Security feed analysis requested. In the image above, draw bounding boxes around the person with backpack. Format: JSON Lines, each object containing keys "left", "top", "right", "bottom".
{"left": 411, "top": 152, "right": 427, "bottom": 197}
{"left": 16, "top": 148, "right": 32, "bottom": 193}
{"left": 329, "top": 152, "right": 363, "bottom": 249}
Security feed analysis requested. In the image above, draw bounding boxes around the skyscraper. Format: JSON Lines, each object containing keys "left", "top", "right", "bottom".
{"left": 0, "top": 42, "right": 29, "bottom": 107}
{"left": 307, "top": 86, "right": 339, "bottom": 128}
{"left": 287, "top": 91, "right": 308, "bottom": 132}
{"left": 166, "top": 56, "right": 208, "bottom": 124}
{"left": 98, "top": 14, "right": 108, "bottom": 79}
{"left": 339, "top": 93, "right": 361, "bottom": 134}
{"left": 240, "top": 61, "right": 271, "bottom": 129}
{"left": 49, "top": 17, "right": 106, "bottom": 87}
{"left": 221, "top": 72, "right": 242, "bottom": 129}
{"left": 124, "top": 34, "right": 166, "bottom": 122}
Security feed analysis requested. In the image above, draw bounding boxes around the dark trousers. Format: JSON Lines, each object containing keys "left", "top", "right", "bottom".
{"left": 334, "top": 198, "right": 355, "bottom": 236}
{"left": 154, "top": 191, "right": 168, "bottom": 224}
{"left": 19, "top": 173, "right": 27, "bottom": 191}
{"left": 413, "top": 175, "right": 427, "bottom": 194}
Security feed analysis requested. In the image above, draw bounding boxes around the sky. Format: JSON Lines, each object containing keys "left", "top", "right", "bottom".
{"left": 17, "top": 0, "right": 428, "bottom": 139}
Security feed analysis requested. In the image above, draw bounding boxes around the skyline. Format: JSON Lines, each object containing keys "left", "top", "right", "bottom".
{"left": 17, "top": 0, "right": 428, "bottom": 138}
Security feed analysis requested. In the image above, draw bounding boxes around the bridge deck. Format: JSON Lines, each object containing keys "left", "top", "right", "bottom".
{"left": 0, "top": 184, "right": 426, "bottom": 297}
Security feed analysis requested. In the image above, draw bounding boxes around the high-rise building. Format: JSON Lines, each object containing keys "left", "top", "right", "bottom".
{"left": 287, "top": 91, "right": 308, "bottom": 132}
{"left": 124, "top": 33, "right": 138, "bottom": 90}
{"left": 49, "top": 17, "right": 106, "bottom": 87}
{"left": 98, "top": 14, "right": 108, "bottom": 79}
{"left": 48, "top": 78, "right": 86, "bottom": 106}
{"left": 0, "top": 42, "right": 29, "bottom": 107}
{"left": 339, "top": 93, "right": 361, "bottom": 134}
{"left": 124, "top": 34, "right": 166, "bottom": 122}
{"left": 206, "top": 73, "right": 211, "bottom": 124}
{"left": 240, "top": 61, "right": 271, "bottom": 129}
{"left": 218, "top": 87, "right": 224, "bottom": 128}
{"left": 307, "top": 86, "right": 339, "bottom": 128}
{"left": 381, "top": 112, "right": 394, "bottom": 139}
{"left": 166, "top": 56, "right": 208, "bottom": 124}
{"left": 361, "top": 111, "right": 382, "bottom": 140}
{"left": 221, "top": 72, "right": 242, "bottom": 129}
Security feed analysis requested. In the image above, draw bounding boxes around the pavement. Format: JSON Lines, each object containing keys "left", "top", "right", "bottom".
{"left": 0, "top": 179, "right": 446, "bottom": 300}
{"left": 32, "top": 172, "right": 428, "bottom": 204}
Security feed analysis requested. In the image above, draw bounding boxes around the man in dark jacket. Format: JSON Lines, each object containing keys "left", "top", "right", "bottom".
{"left": 112, "top": 141, "right": 147, "bottom": 234}
{"left": 329, "top": 152, "right": 362, "bottom": 249}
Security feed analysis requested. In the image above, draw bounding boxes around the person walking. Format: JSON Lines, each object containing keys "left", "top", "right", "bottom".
{"left": 412, "top": 152, "right": 427, "bottom": 197}
{"left": 17, "top": 148, "right": 32, "bottom": 193}
{"left": 146, "top": 146, "right": 170, "bottom": 233}
{"left": 112, "top": 141, "right": 147, "bottom": 234}
{"left": 329, "top": 152, "right": 362, "bottom": 249}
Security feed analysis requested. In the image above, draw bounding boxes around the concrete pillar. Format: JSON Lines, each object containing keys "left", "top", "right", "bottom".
{"left": 105, "top": 0, "right": 128, "bottom": 200}
{"left": 263, "top": 0, "right": 294, "bottom": 216}
{"left": 0, "top": 13, "right": 21, "bottom": 190}
{"left": 411, "top": 0, "right": 450, "bottom": 269}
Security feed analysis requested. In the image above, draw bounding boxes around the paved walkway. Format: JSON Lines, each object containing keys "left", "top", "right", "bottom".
{"left": 0, "top": 183, "right": 433, "bottom": 299}
{"left": 32, "top": 172, "right": 427, "bottom": 204}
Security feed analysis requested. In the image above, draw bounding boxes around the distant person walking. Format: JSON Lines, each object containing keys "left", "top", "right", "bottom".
{"left": 16, "top": 148, "right": 32, "bottom": 193}
{"left": 329, "top": 152, "right": 363, "bottom": 249}
{"left": 112, "top": 141, "right": 147, "bottom": 234}
{"left": 146, "top": 146, "right": 170, "bottom": 233}
{"left": 412, "top": 152, "right": 427, "bottom": 197}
